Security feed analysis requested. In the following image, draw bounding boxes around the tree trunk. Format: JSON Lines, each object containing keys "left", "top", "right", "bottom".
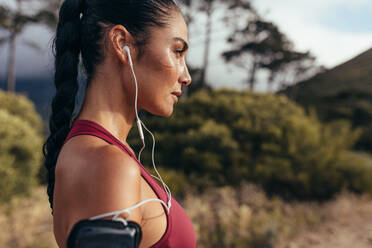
{"left": 248, "top": 60, "right": 257, "bottom": 91}
{"left": 6, "top": 31, "right": 17, "bottom": 92}
{"left": 200, "top": 1, "right": 212, "bottom": 89}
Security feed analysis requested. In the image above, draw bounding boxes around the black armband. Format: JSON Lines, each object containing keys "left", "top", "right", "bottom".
{"left": 67, "top": 219, "right": 142, "bottom": 248}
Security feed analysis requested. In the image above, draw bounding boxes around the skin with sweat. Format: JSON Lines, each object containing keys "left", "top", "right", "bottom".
{"left": 52, "top": 10, "right": 191, "bottom": 248}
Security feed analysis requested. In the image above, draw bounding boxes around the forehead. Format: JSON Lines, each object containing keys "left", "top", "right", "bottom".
{"left": 169, "top": 11, "right": 188, "bottom": 37}
{"left": 150, "top": 11, "right": 189, "bottom": 43}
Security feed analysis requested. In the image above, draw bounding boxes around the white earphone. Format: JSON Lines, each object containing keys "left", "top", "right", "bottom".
{"left": 90, "top": 45, "right": 172, "bottom": 223}
{"left": 123, "top": 45, "right": 133, "bottom": 67}
{"left": 123, "top": 45, "right": 144, "bottom": 141}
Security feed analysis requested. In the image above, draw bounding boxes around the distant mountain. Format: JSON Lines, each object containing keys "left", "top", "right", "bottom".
{"left": 282, "top": 47, "right": 372, "bottom": 101}
{"left": 280, "top": 47, "right": 372, "bottom": 150}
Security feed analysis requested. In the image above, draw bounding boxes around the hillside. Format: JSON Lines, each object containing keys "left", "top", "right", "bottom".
{"left": 282, "top": 47, "right": 372, "bottom": 101}
{"left": 280, "top": 47, "right": 372, "bottom": 150}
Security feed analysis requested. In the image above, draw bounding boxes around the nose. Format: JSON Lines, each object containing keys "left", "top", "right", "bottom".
{"left": 179, "top": 63, "right": 192, "bottom": 86}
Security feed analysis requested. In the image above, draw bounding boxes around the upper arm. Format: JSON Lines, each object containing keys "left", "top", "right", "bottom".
{"left": 65, "top": 145, "right": 142, "bottom": 234}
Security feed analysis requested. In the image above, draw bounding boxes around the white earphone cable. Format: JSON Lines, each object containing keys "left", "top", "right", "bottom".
{"left": 90, "top": 46, "right": 172, "bottom": 222}
{"left": 126, "top": 45, "right": 171, "bottom": 208}
{"left": 126, "top": 46, "right": 171, "bottom": 204}
{"left": 89, "top": 198, "right": 169, "bottom": 221}
{"left": 140, "top": 120, "right": 172, "bottom": 208}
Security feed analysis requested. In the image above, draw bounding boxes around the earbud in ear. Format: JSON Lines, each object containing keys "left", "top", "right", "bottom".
{"left": 123, "top": 45, "right": 133, "bottom": 67}
{"left": 123, "top": 45, "right": 130, "bottom": 55}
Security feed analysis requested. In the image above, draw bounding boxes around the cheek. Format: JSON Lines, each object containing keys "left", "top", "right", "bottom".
{"left": 137, "top": 50, "right": 180, "bottom": 114}
{"left": 151, "top": 50, "right": 179, "bottom": 82}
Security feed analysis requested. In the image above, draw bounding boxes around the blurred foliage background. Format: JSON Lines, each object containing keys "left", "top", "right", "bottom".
{"left": 129, "top": 90, "right": 372, "bottom": 201}
{"left": 1, "top": 0, "right": 372, "bottom": 247}
{"left": 0, "top": 90, "right": 43, "bottom": 203}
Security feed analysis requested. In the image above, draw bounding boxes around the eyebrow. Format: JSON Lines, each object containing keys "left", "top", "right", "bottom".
{"left": 173, "top": 37, "right": 189, "bottom": 51}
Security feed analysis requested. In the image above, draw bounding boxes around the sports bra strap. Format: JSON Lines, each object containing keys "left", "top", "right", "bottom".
{"left": 64, "top": 119, "right": 136, "bottom": 159}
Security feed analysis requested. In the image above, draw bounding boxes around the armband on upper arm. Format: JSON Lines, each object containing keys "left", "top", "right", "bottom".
{"left": 67, "top": 219, "right": 142, "bottom": 248}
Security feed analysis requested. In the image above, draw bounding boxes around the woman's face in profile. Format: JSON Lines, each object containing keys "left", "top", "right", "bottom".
{"left": 135, "top": 10, "right": 192, "bottom": 117}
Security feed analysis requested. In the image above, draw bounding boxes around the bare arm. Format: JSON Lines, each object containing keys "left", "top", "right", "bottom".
{"left": 54, "top": 144, "right": 142, "bottom": 248}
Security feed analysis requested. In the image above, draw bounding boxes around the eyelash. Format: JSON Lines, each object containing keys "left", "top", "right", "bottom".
{"left": 175, "top": 49, "right": 185, "bottom": 55}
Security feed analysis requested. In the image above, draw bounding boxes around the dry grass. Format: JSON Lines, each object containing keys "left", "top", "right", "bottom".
{"left": 1, "top": 185, "right": 372, "bottom": 248}
{"left": 183, "top": 183, "right": 372, "bottom": 248}
{"left": 183, "top": 183, "right": 323, "bottom": 248}
{"left": 278, "top": 193, "right": 372, "bottom": 248}
{"left": 0, "top": 187, "right": 57, "bottom": 248}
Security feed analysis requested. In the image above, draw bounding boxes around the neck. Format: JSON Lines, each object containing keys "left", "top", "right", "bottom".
{"left": 76, "top": 73, "right": 136, "bottom": 145}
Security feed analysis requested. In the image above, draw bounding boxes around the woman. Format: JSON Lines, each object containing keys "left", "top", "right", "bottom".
{"left": 42, "top": 0, "right": 195, "bottom": 247}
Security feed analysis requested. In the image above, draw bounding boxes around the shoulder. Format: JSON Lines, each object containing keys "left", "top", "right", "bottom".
{"left": 81, "top": 144, "right": 142, "bottom": 214}
{"left": 67, "top": 140, "right": 141, "bottom": 202}
{"left": 57, "top": 136, "right": 141, "bottom": 184}
{"left": 88, "top": 143, "right": 141, "bottom": 182}
{"left": 54, "top": 140, "right": 143, "bottom": 235}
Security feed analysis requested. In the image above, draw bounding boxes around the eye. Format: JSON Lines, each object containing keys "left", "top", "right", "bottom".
{"left": 175, "top": 49, "right": 185, "bottom": 55}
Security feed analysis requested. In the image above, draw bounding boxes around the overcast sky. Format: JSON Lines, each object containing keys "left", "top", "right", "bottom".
{"left": 0, "top": 0, "right": 371, "bottom": 91}
{"left": 254, "top": 0, "right": 372, "bottom": 66}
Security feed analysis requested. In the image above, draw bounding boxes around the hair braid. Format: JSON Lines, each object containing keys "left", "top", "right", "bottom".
{"left": 43, "top": 0, "right": 84, "bottom": 210}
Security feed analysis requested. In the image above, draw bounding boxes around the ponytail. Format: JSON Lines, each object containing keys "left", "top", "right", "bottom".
{"left": 43, "top": 0, "right": 84, "bottom": 210}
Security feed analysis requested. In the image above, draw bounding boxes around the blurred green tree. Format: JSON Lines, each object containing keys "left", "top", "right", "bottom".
{"left": 0, "top": 90, "right": 43, "bottom": 133}
{"left": 0, "top": 89, "right": 44, "bottom": 203}
{"left": 179, "top": 0, "right": 256, "bottom": 90}
{"left": 0, "top": 111, "right": 43, "bottom": 203}
{"left": 179, "top": 0, "right": 319, "bottom": 91}
{"left": 130, "top": 89, "right": 372, "bottom": 200}
{"left": 222, "top": 17, "right": 318, "bottom": 91}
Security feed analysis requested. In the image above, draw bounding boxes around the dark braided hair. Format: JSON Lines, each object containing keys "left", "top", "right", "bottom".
{"left": 43, "top": 0, "right": 180, "bottom": 211}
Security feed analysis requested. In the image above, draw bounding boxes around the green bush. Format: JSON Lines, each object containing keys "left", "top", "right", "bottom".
{"left": 0, "top": 90, "right": 46, "bottom": 185}
{"left": 335, "top": 151, "right": 372, "bottom": 193}
{"left": 0, "top": 109, "right": 43, "bottom": 203}
{"left": 0, "top": 90, "right": 44, "bottom": 203}
{"left": 355, "top": 123, "right": 372, "bottom": 150}
{"left": 129, "top": 89, "right": 372, "bottom": 200}
{"left": 0, "top": 90, "right": 43, "bottom": 134}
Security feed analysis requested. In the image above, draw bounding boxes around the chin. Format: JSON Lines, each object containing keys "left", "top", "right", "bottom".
{"left": 148, "top": 105, "right": 174, "bottom": 117}
{"left": 160, "top": 107, "right": 174, "bottom": 117}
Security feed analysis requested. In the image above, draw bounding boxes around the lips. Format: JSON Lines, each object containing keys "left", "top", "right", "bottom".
{"left": 171, "top": 91, "right": 181, "bottom": 103}
{"left": 171, "top": 91, "right": 182, "bottom": 97}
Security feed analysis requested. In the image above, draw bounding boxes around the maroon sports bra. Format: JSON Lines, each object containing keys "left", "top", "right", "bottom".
{"left": 63, "top": 119, "right": 196, "bottom": 248}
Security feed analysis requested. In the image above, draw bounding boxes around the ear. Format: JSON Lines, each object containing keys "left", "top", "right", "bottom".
{"left": 108, "top": 25, "right": 136, "bottom": 65}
